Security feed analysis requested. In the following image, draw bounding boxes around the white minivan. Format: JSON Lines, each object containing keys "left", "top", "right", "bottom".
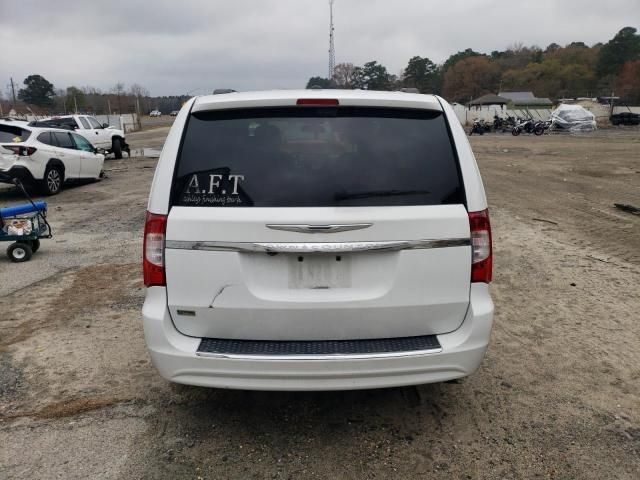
{"left": 142, "top": 90, "right": 493, "bottom": 391}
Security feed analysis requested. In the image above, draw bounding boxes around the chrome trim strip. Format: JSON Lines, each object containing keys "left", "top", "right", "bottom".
{"left": 165, "top": 238, "right": 469, "bottom": 254}
{"left": 195, "top": 347, "right": 443, "bottom": 360}
{"left": 266, "top": 223, "right": 372, "bottom": 234}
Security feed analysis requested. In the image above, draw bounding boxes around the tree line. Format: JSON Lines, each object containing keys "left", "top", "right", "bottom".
{"left": 1, "top": 77, "right": 189, "bottom": 116}
{"left": 307, "top": 27, "right": 640, "bottom": 104}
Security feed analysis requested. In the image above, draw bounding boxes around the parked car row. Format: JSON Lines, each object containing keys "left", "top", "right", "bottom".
{"left": 0, "top": 118, "right": 109, "bottom": 195}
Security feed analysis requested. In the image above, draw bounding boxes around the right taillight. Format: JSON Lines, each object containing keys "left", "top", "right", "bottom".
{"left": 143, "top": 211, "right": 167, "bottom": 287}
{"left": 469, "top": 209, "right": 492, "bottom": 283}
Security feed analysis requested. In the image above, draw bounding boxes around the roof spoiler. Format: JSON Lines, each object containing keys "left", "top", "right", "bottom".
{"left": 213, "top": 89, "right": 237, "bottom": 95}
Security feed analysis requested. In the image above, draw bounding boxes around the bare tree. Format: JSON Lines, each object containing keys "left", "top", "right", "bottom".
{"left": 507, "top": 41, "right": 525, "bottom": 53}
{"left": 112, "top": 82, "right": 125, "bottom": 113}
{"left": 332, "top": 63, "right": 356, "bottom": 88}
{"left": 82, "top": 85, "right": 102, "bottom": 95}
{"left": 129, "top": 83, "right": 149, "bottom": 97}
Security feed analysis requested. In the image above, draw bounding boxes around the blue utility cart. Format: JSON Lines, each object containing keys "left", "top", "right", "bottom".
{"left": 0, "top": 176, "right": 52, "bottom": 262}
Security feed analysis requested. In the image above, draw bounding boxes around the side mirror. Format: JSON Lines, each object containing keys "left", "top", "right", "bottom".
{"left": 102, "top": 123, "right": 109, "bottom": 129}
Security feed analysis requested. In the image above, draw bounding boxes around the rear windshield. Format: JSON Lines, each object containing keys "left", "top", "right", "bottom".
{"left": 172, "top": 107, "right": 464, "bottom": 207}
{"left": 36, "top": 118, "right": 78, "bottom": 129}
{"left": 0, "top": 125, "right": 31, "bottom": 143}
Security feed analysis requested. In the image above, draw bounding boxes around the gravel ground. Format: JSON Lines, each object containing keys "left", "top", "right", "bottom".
{"left": 0, "top": 128, "right": 638, "bottom": 479}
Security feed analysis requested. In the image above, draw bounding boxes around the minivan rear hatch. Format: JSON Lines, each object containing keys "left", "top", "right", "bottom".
{"left": 164, "top": 105, "right": 471, "bottom": 340}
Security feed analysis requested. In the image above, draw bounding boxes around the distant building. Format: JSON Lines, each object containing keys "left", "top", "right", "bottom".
{"left": 498, "top": 91, "right": 553, "bottom": 108}
{"left": 468, "top": 94, "right": 509, "bottom": 108}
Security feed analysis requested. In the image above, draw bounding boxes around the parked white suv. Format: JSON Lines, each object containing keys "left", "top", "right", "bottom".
{"left": 0, "top": 121, "right": 104, "bottom": 194}
{"left": 31, "top": 115, "right": 128, "bottom": 159}
{"left": 143, "top": 90, "right": 493, "bottom": 391}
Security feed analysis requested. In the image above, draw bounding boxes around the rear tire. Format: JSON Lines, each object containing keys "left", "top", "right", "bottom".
{"left": 7, "top": 242, "right": 33, "bottom": 262}
{"left": 40, "top": 165, "right": 63, "bottom": 195}
{"left": 511, "top": 127, "right": 521, "bottom": 136}
{"left": 112, "top": 138, "right": 123, "bottom": 159}
{"left": 534, "top": 125, "right": 544, "bottom": 135}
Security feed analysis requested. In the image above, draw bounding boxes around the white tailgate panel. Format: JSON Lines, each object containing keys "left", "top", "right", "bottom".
{"left": 165, "top": 205, "right": 471, "bottom": 340}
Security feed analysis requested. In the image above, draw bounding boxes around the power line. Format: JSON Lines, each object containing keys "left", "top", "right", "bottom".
{"left": 328, "top": 0, "right": 335, "bottom": 79}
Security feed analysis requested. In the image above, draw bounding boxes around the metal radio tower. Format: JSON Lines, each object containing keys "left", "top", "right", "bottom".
{"left": 328, "top": 0, "right": 335, "bottom": 79}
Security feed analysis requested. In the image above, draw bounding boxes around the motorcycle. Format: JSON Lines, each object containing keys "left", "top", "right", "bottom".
{"left": 493, "top": 115, "right": 516, "bottom": 133}
{"left": 512, "top": 118, "right": 535, "bottom": 136}
{"left": 469, "top": 118, "right": 486, "bottom": 135}
{"left": 533, "top": 120, "right": 552, "bottom": 136}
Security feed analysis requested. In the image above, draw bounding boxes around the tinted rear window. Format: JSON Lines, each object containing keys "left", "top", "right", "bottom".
{"left": 172, "top": 107, "right": 464, "bottom": 207}
{"left": 0, "top": 125, "right": 31, "bottom": 143}
{"left": 39, "top": 118, "right": 78, "bottom": 129}
{"left": 53, "top": 132, "right": 75, "bottom": 149}
{"left": 37, "top": 132, "right": 54, "bottom": 145}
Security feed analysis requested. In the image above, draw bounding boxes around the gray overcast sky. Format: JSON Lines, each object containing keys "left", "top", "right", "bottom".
{"left": 1, "top": 0, "right": 638, "bottom": 96}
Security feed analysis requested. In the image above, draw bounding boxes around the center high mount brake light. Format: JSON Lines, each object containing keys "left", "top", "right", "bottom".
{"left": 296, "top": 99, "right": 340, "bottom": 106}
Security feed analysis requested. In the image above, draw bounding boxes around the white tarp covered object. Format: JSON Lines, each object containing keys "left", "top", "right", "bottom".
{"left": 551, "top": 104, "right": 596, "bottom": 131}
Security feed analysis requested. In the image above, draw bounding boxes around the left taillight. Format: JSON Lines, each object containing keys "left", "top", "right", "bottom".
{"left": 143, "top": 211, "right": 167, "bottom": 287}
{"left": 2, "top": 145, "right": 37, "bottom": 156}
{"left": 469, "top": 209, "right": 492, "bottom": 283}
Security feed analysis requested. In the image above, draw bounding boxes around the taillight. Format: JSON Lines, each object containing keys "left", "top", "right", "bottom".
{"left": 143, "top": 211, "right": 167, "bottom": 287}
{"left": 469, "top": 209, "right": 492, "bottom": 283}
{"left": 2, "top": 145, "right": 37, "bottom": 156}
{"left": 296, "top": 98, "right": 339, "bottom": 105}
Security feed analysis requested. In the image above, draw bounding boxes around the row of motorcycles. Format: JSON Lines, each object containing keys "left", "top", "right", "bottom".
{"left": 469, "top": 115, "right": 552, "bottom": 136}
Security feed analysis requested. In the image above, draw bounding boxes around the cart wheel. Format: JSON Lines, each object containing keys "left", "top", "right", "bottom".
{"left": 7, "top": 242, "right": 33, "bottom": 262}
{"left": 30, "top": 239, "right": 41, "bottom": 253}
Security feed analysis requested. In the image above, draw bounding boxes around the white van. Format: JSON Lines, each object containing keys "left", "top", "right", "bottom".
{"left": 142, "top": 90, "right": 493, "bottom": 391}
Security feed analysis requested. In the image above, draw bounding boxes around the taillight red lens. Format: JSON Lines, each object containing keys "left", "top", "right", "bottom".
{"left": 296, "top": 98, "right": 339, "bottom": 105}
{"left": 469, "top": 209, "right": 492, "bottom": 283}
{"left": 2, "top": 145, "right": 37, "bottom": 156}
{"left": 143, "top": 211, "right": 167, "bottom": 287}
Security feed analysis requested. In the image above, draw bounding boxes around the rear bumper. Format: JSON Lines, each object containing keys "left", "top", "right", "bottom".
{"left": 142, "top": 284, "right": 494, "bottom": 391}
{"left": 0, "top": 166, "right": 36, "bottom": 184}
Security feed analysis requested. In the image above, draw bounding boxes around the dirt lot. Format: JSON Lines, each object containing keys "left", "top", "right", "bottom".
{"left": 0, "top": 128, "right": 638, "bottom": 479}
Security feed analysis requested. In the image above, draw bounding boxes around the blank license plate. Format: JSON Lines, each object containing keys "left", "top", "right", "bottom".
{"left": 287, "top": 254, "right": 351, "bottom": 289}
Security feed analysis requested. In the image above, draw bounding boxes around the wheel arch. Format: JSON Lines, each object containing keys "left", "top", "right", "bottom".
{"left": 46, "top": 158, "right": 66, "bottom": 177}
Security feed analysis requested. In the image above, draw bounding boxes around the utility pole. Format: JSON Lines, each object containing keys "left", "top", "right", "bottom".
{"left": 10, "top": 77, "right": 17, "bottom": 108}
{"left": 328, "top": 0, "right": 335, "bottom": 80}
{"left": 609, "top": 89, "right": 619, "bottom": 116}
{"left": 136, "top": 95, "right": 142, "bottom": 130}
{"left": 74, "top": 95, "right": 78, "bottom": 114}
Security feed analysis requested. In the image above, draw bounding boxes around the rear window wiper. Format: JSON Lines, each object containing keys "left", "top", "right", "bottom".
{"left": 334, "top": 189, "right": 431, "bottom": 201}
